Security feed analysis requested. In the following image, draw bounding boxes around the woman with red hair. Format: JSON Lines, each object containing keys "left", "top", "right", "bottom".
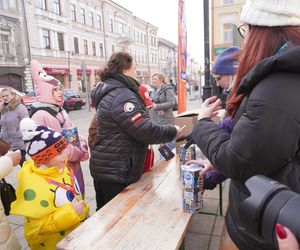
{"left": 192, "top": 0, "right": 300, "bottom": 249}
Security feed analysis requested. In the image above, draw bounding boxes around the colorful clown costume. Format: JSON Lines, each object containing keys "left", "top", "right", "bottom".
{"left": 11, "top": 159, "right": 89, "bottom": 250}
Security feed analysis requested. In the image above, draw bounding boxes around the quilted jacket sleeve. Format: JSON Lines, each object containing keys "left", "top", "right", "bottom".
{"left": 111, "top": 90, "right": 177, "bottom": 145}
{"left": 155, "top": 88, "right": 176, "bottom": 110}
{"left": 192, "top": 99, "right": 299, "bottom": 182}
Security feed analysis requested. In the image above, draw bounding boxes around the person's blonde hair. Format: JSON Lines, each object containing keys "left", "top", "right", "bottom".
{"left": 152, "top": 73, "right": 166, "bottom": 83}
{"left": 1, "top": 88, "right": 16, "bottom": 97}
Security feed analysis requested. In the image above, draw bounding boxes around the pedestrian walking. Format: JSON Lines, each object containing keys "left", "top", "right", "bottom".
{"left": 0, "top": 88, "right": 29, "bottom": 165}
{"left": 191, "top": 0, "right": 300, "bottom": 249}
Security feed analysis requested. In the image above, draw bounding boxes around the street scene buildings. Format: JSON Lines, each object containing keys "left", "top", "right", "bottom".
{"left": 0, "top": 0, "right": 201, "bottom": 94}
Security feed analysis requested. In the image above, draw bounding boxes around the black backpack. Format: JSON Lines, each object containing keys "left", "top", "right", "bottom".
{"left": 30, "top": 106, "right": 66, "bottom": 128}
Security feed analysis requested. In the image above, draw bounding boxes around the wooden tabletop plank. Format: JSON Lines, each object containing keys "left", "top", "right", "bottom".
{"left": 57, "top": 155, "right": 192, "bottom": 250}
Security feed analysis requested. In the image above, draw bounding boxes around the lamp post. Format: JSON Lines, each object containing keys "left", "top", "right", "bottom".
{"left": 202, "top": 0, "right": 212, "bottom": 101}
{"left": 67, "top": 51, "right": 73, "bottom": 86}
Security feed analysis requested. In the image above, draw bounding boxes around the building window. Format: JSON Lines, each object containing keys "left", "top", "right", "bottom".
{"left": 83, "top": 39, "right": 88, "bottom": 55}
{"left": 99, "top": 43, "right": 104, "bottom": 57}
{"left": 80, "top": 8, "right": 86, "bottom": 24}
{"left": 223, "top": 0, "right": 234, "bottom": 5}
{"left": 89, "top": 11, "right": 94, "bottom": 27}
{"left": 74, "top": 37, "right": 79, "bottom": 54}
{"left": 70, "top": 4, "right": 76, "bottom": 21}
{"left": 42, "top": 29, "right": 50, "bottom": 49}
{"left": 112, "top": 44, "right": 115, "bottom": 53}
{"left": 57, "top": 32, "right": 64, "bottom": 51}
{"left": 0, "top": 0, "right": 4, "bottom": 10}
{"left": 109, "top": 18, "right": 113, "bottom": 32}
{"left": 1, "top": 33, "right": 10, "bottom": 55}
{"left": 37, "top": 0, "right": 46, "bottom": 10}
{"left": 144, "top": 34, "right": 146, "bottom": 44}
{"left": 223, "top": 23, "right": 233, "bottom": 43}
{"left": 96, "top": 15, "right": 102, "bottom": 30}
{"left": 92, "top": 41, "right": 96, "bottom": 56}
{"left": 53, "top": 0, "right": 61, "bottom": 15}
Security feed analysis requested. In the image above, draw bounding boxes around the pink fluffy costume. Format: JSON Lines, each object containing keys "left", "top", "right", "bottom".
{"left": 29, "top": 59, "right": 89, "bottom": 196}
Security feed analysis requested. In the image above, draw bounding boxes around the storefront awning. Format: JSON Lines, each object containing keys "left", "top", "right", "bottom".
{"left": 77, "top": 69, "right": 91, "bottom": 75}
{"left": 44, "top": 67, "right": 69, "bottom": 75}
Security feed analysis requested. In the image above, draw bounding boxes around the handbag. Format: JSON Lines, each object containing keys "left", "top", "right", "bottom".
{"left": 143, "top": 147, "right": 154, "bottom": 173}
{"left": 0, "top": 178, "right": 16, "bottom": 216}
{"left": 0, "top": 139, "right": 10, "bottom": 156}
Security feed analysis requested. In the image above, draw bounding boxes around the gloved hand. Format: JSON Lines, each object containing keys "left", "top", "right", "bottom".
{"left": 176, "top": 133, "right": 194, "bottom": 149}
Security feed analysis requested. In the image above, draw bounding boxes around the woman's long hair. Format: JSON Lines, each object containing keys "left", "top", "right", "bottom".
{"left": 227, "top": 26, "right": 300, "bottom": 118}
{"left": 100, "top": 52, "right": 133, "bottom": 81}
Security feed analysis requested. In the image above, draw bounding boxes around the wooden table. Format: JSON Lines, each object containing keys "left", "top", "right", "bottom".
{"left": 57, "top": 156, "right": 192, "bottom": 250}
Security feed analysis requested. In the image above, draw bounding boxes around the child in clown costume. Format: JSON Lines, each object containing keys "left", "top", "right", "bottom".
{"left": 11, "top": 118, "right": 89, "bottom": 250}
{"left": 29, "top": 60, "right": 88, "bottom": 196}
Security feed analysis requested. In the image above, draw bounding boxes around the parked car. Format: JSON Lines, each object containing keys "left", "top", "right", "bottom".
{"left": 63, "top": 89, "right": 86, "bottom": 111}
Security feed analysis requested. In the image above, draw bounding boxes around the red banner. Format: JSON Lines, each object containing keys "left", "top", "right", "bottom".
{"left": 77, "top": 69, "right": 92, "bottom": 75}
{"left": 44, "top": 67, "right": 69, "bottom": 75}
{"left": 177, "top": 0, "right": 187, "bottom": 113}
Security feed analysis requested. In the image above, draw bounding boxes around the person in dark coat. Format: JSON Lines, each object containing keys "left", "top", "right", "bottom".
{"left": 90, "top": 52, "right": 179, "bottom": 210}
{"left": 191, "top": 0, "right": 300, "bottom": 249}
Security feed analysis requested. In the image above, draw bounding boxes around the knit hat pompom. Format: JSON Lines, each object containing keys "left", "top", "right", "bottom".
{"left": 20, "top": 118, "right": 67, "bottom": 164}
{"left": 240, "top": 0, "right": 300, "bottom": 27}
{"left": 212, "top": 47, "right": 240, "bottom": 76}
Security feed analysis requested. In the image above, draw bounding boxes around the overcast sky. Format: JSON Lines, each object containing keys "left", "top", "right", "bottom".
{"left": 112, "top": 0, "right": 204, "bottom": 65}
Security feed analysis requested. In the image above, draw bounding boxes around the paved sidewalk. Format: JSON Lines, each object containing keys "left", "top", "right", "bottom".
{"left": 7, "top": 97, "right": 228, "bottom": 250}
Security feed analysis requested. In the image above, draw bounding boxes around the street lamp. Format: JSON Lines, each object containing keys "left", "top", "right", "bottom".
{"left": 202, "top": 0, "right": 212, "bottom": 101}
{"left": 67, "top": 51, "right": 74, "bottom": 84}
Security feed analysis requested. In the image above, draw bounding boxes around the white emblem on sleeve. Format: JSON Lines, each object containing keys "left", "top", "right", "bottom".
{"left": 124, "top": 102, "right": 135, "bottom": 112}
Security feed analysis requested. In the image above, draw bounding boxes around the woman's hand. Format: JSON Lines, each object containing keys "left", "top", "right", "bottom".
{"left": 6, "top": 150, "right": 21, "bottom": 166}
{"left": 198, "top": 96, "right": 222, "bottom": 120}
{"left": 187, "top": 158, "right": 215, "bottom": 176}
{"left": 276, "top": 224, "right": 299, "bottom": 250}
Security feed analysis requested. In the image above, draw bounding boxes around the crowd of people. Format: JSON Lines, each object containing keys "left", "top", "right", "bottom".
{"left": 0, "top": 0, "right": 299, "bottom": 249}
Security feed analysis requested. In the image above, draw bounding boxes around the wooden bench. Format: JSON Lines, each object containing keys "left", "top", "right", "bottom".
{"left": 57, "top": 156, "right": 192, "bottom": 250}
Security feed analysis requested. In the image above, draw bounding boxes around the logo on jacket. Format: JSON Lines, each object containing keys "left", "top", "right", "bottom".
{"left": 124, "top": 102, "right": 135, "bottom": 112}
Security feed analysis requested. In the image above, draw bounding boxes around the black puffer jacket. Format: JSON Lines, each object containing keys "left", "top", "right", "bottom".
{"left": 193, "top": 46, "right": 300, "bottom": 250}
{"left": 90, "top": 78, "right": 177, "bottom": 184}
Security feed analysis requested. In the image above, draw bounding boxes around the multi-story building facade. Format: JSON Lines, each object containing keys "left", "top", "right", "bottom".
{"left": 158, "top": 37, "right": 177, "bottom": 83}
{"left": 211, "top": 0, "right": 245, "bottom": 61}
{"left": 0, "top": 0, "right": 31, "bottom": 91}
{"left": 25, "top": 0, "right": 159, "bottom": 92}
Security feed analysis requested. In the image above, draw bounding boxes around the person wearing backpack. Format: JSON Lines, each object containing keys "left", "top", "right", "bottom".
{"left": 29, "top": 60, "right": 89, "bottom": 197}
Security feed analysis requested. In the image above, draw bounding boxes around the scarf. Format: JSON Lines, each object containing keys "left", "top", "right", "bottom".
{"left": 112, "top": 74, "right": 146, "bottom": 108}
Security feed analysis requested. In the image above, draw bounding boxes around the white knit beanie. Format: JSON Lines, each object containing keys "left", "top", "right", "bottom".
{"left": 240, "top": 0, "right": 300, "bottom": 27}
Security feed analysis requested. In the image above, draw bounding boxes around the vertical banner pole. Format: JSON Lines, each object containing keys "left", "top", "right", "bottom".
{"left": 177, "top": 0, "right": 187, "bottom": 114}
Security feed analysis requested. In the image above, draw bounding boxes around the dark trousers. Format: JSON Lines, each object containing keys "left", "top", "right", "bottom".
{"left": 93, "top": 179, "right": 128, "bottom": 211}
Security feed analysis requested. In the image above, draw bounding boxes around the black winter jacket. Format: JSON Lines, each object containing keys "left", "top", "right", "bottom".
{"left": 90, "top": 78, "right": 177, "bottom": 184}
{"left": 193, "top": 46, "right": 300, "bottom": 250}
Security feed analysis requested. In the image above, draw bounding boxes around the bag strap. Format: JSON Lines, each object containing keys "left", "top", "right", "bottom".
{"left": 1, "top": 178, "right": 7, "bottom": 185}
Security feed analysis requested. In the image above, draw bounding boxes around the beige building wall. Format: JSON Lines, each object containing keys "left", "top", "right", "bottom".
{"left": 25, "top": 0, "right": 160, "bottom": 92}
{"left": 211, "top": 0, "right": 245, "bottom": 60}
